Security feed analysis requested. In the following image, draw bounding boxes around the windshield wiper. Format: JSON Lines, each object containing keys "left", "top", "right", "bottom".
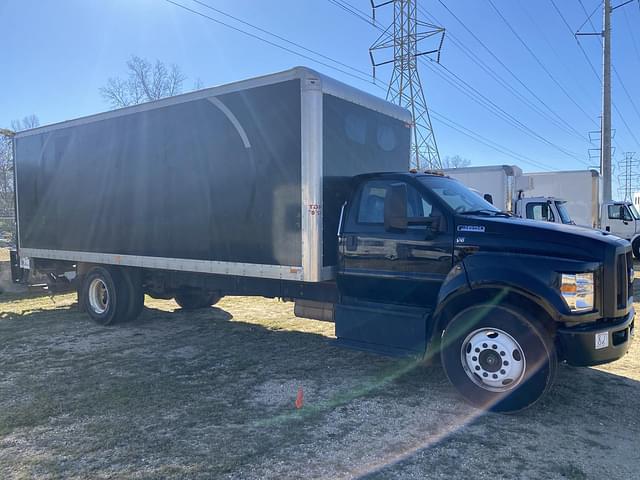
{"left": 460, "top": 209, "right": 511, "bottom": 217}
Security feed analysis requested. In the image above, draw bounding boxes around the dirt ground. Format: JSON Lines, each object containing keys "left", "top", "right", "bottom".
{"left": 0, "top": 259, "right": 639, "bottom": 479}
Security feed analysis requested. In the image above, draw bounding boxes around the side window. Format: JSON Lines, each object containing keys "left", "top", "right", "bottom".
{"left": 608, "top": 205, "right": 626, "bottom": 220}
{"left": 356, "top": 181, "right": 434, "bottom": 225}
{"left": 526, "top": 202, "right": 553, "bottom": 222}
{"left": 357, "top": 182, "right": 387, "bottom": 223}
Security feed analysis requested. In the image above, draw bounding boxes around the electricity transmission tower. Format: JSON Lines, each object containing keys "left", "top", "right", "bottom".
{"left": 617, "top": 152, "right": 639, "bottom": 201}
{"left": 369, "top": 0, "right": 445, "bottom": 170}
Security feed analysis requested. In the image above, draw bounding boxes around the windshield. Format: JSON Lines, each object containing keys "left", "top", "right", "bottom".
{"left": 555, "top": 201, "right": 573, "bottom": 224}
{"left": 420, "top": 176, "right": 501, "bottom": 214}
{"left": 629, "top": 203, "right": 640, "bottom": 220}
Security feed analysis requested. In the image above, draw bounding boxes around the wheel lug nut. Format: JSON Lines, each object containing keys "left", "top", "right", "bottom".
{"left": 482, "top": 343, "right": 488, "bottom": 348}
{"left": 475, "top": 348, "right": 480, "bottom": 353}
{"left": 492, "top": 374, "right": 498, "bottom": 379}
{"left": 504, "top": 361, "right": 509, "bottom": 366}
{"left": 475, "top": 366, "right": 480, "bottom": 371}
{"left": 500, "top": 369, "right": 506, "bottom": 375}
{"left": 483, "top": 372, "right": 488, "bottom": 377}
{"left": 472, "top": 356, "right": 477, "bottom": 361}
{"left": 500, "top": 351, "right": 505, "bottom": 356}
{"left": 492, "top": 344, "right": 497, "bottom": 349}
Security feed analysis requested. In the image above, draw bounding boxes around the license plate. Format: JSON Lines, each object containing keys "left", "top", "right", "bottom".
{"left": 595, "top": 332, "right": 609, "bottom": 350}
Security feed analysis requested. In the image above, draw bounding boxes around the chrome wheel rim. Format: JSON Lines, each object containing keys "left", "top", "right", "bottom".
{"left": 461, "top": 328, "right": 526, "bottom": 392}
{"left": 88, "top": 278, "right": 109, "bottom": 315}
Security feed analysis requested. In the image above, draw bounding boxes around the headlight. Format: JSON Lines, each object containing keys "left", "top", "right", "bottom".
{"left": 560, "top": 273, "right": 594, "bottom": 313}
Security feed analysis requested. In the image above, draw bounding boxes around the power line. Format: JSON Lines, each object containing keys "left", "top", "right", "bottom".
{"left": 421, "top": 56, "right": 587, "bottom": 163}
{"left": 486, "top": 0, "right": 599, "bottom": 126}
{"left": 418, "top": 5, "right": 588, "bottom": 143}
{"left": 435, "top": 0, "right": 597, "bottom": 134}
{"left": 188, "top": 0, "right": 374, "bottom": 81}
{"left": 164, "top": 0, "right": 376, "bottom": 86}
{"left": 429, "top": 109, "right": 556, "bottom": 170}
{"left": 622, "top": 6, "right": 640, "bottom": 64}
{"left": 575, "top": 0, "right": 640, "bottom": 149}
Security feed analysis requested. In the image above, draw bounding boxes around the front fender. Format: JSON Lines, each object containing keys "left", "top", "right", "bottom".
{"left": 435, "top": 252, "right": 602, "bottom": 325}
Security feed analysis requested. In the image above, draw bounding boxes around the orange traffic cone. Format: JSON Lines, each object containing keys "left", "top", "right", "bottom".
{"left": 295, "top": 387, "right": 304, "bottom": 409}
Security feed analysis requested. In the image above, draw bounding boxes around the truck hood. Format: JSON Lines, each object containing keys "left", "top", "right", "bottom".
{"left": 454, "top": 215, "right": 628, "bottom": 261}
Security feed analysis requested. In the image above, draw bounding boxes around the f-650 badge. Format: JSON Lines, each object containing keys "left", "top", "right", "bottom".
{"left": 457, "top": 225, "right": 485, "bottom": 233}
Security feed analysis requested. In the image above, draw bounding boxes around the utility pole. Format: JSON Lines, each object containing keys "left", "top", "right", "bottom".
{"left": 577, "top": 0, "right": 635, "bottom": 200}
{"left": 602, "top": 0, "right": 612, "bottom": 202}
{"left": 369, "top": 0, "right": 445, "bottom": 170}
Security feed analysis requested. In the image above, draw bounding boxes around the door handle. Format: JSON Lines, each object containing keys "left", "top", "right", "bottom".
{"left": 346, "top": 235, "right": 358, "bottom": 251}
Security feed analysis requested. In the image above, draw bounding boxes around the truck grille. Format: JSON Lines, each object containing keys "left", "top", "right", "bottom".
{"left": 616, "top": 252, "right": 633, "bottom": 309}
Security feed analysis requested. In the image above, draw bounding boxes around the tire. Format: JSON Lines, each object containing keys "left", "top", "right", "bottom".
{"left": 174, "top": 290, "right": 221, "bottom": 310}
{"left": 81, "top": 266, "right": 131, "bottom": 326}
{"left": 440, "top": 304, "right": 557, "bottom": 413}
{"left": 122, "top": 268, "right": 145, "bottom": 322}
{"left": 632, "top": 238, "right": 640, "bottom": 260}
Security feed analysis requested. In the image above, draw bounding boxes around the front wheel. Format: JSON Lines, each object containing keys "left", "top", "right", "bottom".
{"left": 440, "top": 304, "right": 557, "bottom": 413}
{"left": 632, "top": 238, "right": 640, "bottom": 259}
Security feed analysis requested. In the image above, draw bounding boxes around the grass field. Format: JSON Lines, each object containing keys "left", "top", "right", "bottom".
{"left": 0, "top": 264, "right": 639, "bottom": 479}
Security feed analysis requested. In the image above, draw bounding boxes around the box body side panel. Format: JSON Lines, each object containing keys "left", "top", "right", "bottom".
{"left": 16, "top": 80, "right": 302, "bottom": 269}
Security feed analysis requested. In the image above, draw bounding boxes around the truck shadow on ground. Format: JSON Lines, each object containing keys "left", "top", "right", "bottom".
{"left": 0, "top": 295, "right": 639, "bottom": 479}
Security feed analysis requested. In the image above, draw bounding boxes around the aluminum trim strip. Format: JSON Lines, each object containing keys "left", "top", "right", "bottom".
{"left": 300, "top": 71, "right": 324, "bottom": 282}
{"left": 18, "top": 248, "right": 304, "bottom": 281}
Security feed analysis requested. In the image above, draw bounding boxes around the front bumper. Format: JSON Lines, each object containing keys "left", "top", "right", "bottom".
{"left": 557, "top": 307, "right": 635, "bottom": 366}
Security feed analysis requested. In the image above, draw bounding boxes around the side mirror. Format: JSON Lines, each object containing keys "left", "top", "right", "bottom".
{"left": 483, "top": 193, "right": 493, "bottom": 205}
{"left": 384, "top": 183, "right": 408, "bottom": 231}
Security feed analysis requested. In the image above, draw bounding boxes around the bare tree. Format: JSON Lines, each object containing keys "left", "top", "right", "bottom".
{"left": 100, "top": 55, "right": 187, "bottom": 109}
{"left": 0, "top": 115, "right": 40, "bottom": 239}
{"left": 442, "top": 155, "right": 471, "bottom": 169}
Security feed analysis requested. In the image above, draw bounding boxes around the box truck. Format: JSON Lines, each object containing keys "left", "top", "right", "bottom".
{"left": 442, "top": 165, "right": 574, "bottom": 225}
{"left": 8, "top": 67, "right": 634, "bottom": 412}
{"left": 525, "top": 170, "right": 640, "bottom": 257}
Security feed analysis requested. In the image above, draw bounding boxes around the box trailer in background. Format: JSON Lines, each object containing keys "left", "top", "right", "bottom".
{"left": 526, "top": 170, "right": 600, "bottom": 228}
{"left": 442, "top": 165, "right": 523, "bottom": 212}
{"left": 442, "top": 165, "right": 574, "bottom": 224}
{"left": 526, "top": 170, "right": 640, "bottom": 255}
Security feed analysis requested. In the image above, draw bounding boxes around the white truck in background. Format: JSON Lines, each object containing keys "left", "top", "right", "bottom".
{"left": 443, "top": 165, "right": 574, "bottom": 226}
{"left": 527, "top": 170, "right": 640, "bottom": 257}
{"left": 445, "top": 165, "right": 640, "bottom": 257}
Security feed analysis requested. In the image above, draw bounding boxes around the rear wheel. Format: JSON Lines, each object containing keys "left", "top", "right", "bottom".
{"left": 174, "top": 290, "right": 221, "bottom": 310}
{"left": 82, "top": 266, "right": 131, "bottom": 325}
{"left": 440, "top": 304, "right": 557, "bottom": 413}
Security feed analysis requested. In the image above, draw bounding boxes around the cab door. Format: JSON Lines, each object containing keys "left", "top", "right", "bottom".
{"left": 603, "top": 203, "right": 636, "bottom": 240}
{"left": 522, "top": 200, "right": 556, "bottom": 223}
{"left": 339, "top": 178, "right": 453, "bottom": 307}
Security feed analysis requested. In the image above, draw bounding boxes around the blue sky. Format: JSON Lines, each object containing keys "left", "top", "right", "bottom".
{"left": 1, "top": 0, "right": 639, "bottom": 190}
